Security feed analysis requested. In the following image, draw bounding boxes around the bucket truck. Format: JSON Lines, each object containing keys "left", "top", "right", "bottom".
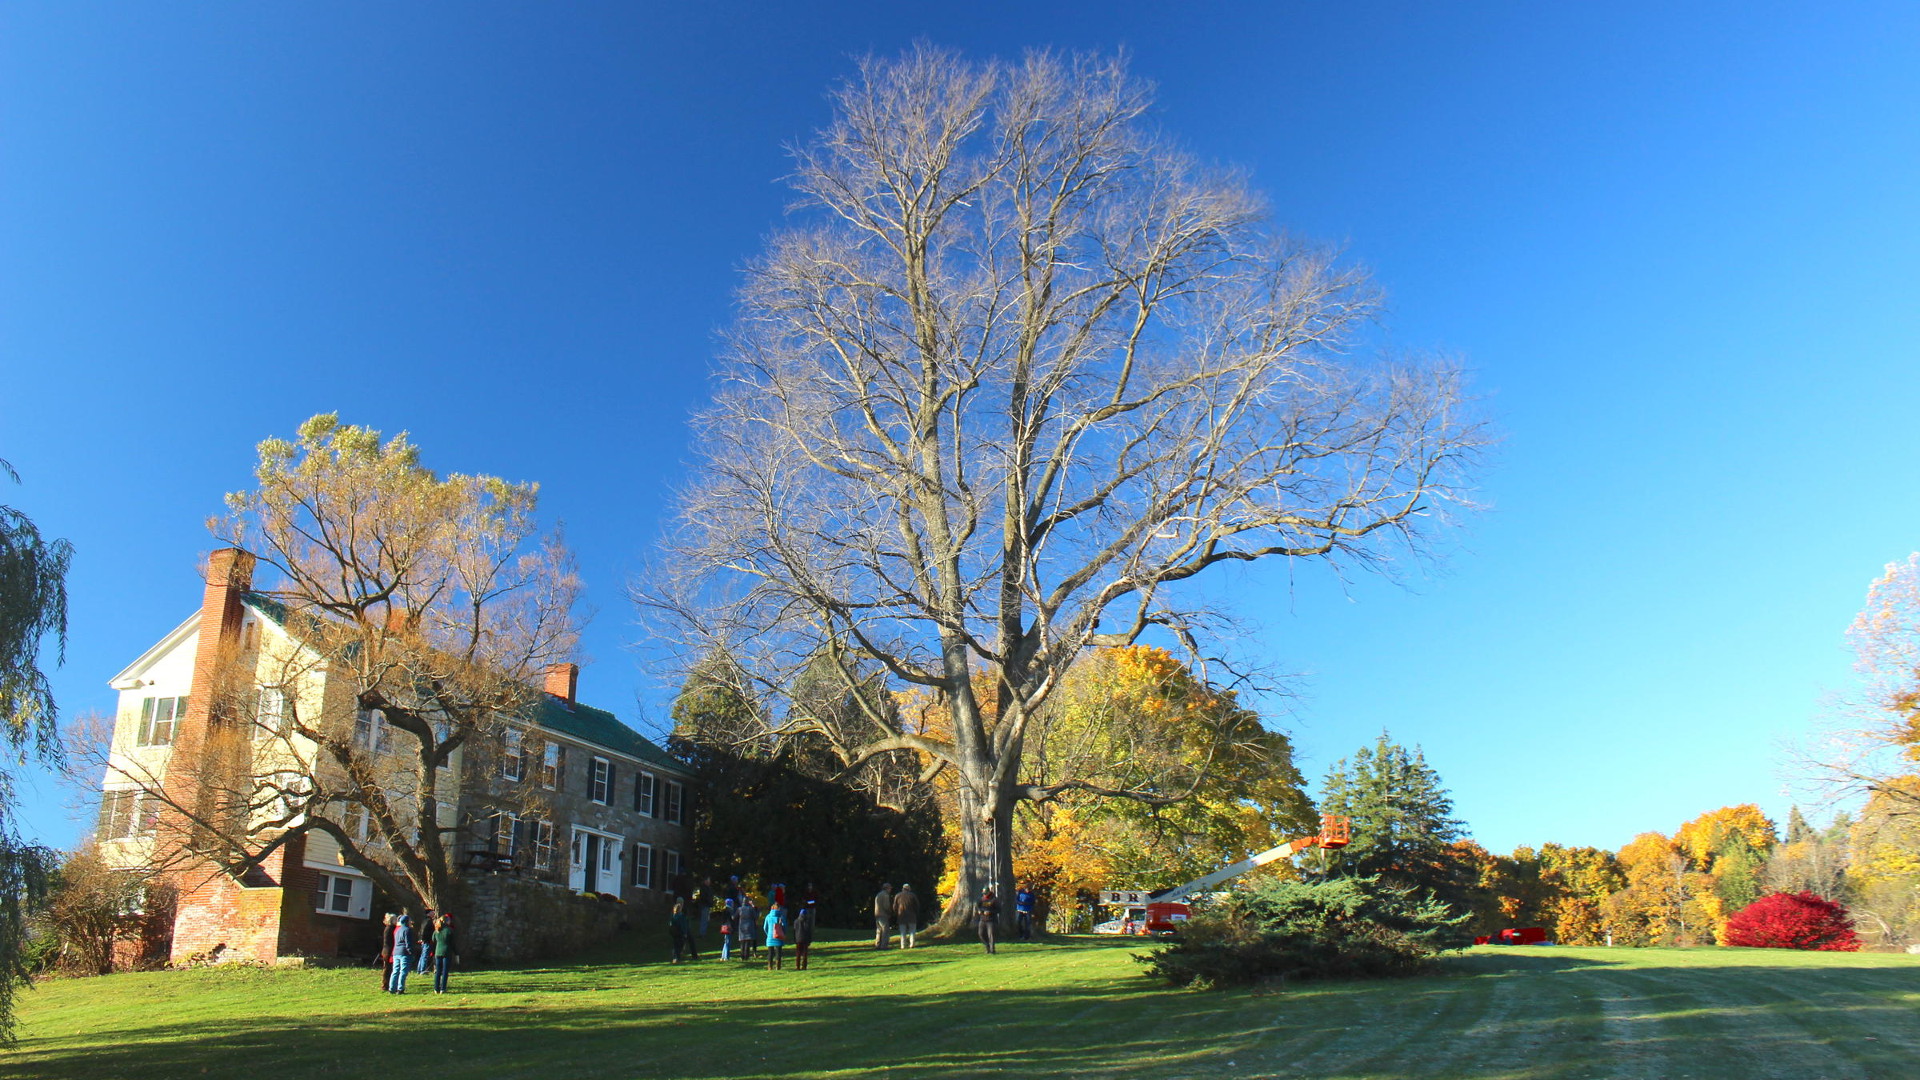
{"left": 1094, "top": 814, "right": 1351, "bottom": 935}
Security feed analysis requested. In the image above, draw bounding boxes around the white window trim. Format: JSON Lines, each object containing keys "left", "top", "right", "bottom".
{"left": 311, "top": 871, "right": 372, "bottom": 919}
{"left": 137, "top": 695, "right": 187, "bottom": 747}
{"left": 530, "top": 819, "right": 555, "bottom": 871}
{"left": 256, "top": 686, "right": 287, "bottom": 734}
{"left": 590, "top": 756, "right": 610, "bottom": 805}
{"left": 502, "top": 729, "right": 524, "bottom": 782}
{"left": 632, "top": 841, "right": 653, "bottom": 889}
{"left": 635, "top": 770, "right": 655, "bottom": 817}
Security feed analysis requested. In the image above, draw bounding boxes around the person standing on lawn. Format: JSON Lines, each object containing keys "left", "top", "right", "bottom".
{"left": 893, "top": 883, "right": 920, "bottom": 949}
{"left": 737, "top": 892, "right": 759, "bottom": 962}
{"left": 718, "top": 899, "right": 735, "bottom": 960}
{"left": 388, "top": 915, "right": 414, "bottom": 993}
{"left": 977, "top": 889, "right": 1001, "bottom": 954}
{"left": 1015, "top": 886, "right": 1036, "bottom": 941}
{"left": 873, "top": 882, "right": 894, "bottom": 949}
{"left": 416, "top": 909, "right": 437, "bottom": 972}
{"left": 679, "top": 895, "right": 702, "bottom": 960}
{"left": 792, "top": 901, "right": 816, "bottom": 970}
{"left": 432, "top": 913, "right": 458, "bottom": 994}
{"left": 377, "top": 913, "right": 398, "bottom": 990}
{"left": 763, "top": 897, "right": 788, "bottom": 970}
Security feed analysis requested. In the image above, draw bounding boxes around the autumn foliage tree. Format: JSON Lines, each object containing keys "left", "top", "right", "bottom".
{"left": 74, "top": 416, "right": 581, "bottom": 917}
{"left": 1010, "top": 646, "right": 1315, "bottom": 923}
{"left": 1722, "top": 891, "right": 1860, "bottom": 951}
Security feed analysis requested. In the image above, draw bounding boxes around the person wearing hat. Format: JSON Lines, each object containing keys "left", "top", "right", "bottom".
{"left": 893, "top": 883, "right": 921, "bottom": 949}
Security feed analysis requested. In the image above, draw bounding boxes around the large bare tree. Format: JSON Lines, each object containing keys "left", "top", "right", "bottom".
{"left": 83, "top": 415, "right": 579, "bottom": 915}
{"left": 1799, "top": 552, "right": 1920, "bottom": 819}
{"left": 645, "top": 47, "right": 1483, "bottom": 931}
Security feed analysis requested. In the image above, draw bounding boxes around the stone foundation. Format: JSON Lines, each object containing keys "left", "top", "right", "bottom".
{"left": 462, "top": 874, "right": 645, "bottom": 963}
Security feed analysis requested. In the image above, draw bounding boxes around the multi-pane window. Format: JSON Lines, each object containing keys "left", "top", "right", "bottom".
{"left": 314, "top": 873, "right": 355, "bottom": 915}
{"left": 667, "top": 849, "right": 686, "bottom": 885}
{"left": 634, "top": 771, "right": 655, "bottom": 816}
{"left": 98, "top": 790, "right": 154, "bottom": 840}
{"left": 344, "top": 803, "right": 371, "bottom": 842}
{"left": 590, "top": 757, "right": 610, "bottom": 805}
{"left": 137, "top": 696, "right": 186, "bottom": 746}
{"left": 570, "top": 831, "right": 585, "bottom": 871}
{"left": 501, "top": 729, "right": 524, "bottom": 782}
{"left": 542, "top": 742, "right": 563, "bottom": 791}
{"left": 601, "top": 838, "right": 616, "bottom": 875}
{"left": 665, "top": 781, "right": 684, "bottom": 825}
{"left": 256, "top": 687, "right": 286, "bottom": 733}
{"left": 530, "top": 820, "right": 555, "bottom": 870}
{"left": 491, "top": 812, "right": 519, "bottom": 858}
{"left": 353, "top": 709, "right": 392, "bottom": 753}
{"left": 632, "top": 842, "right": 652, "bottom": 888}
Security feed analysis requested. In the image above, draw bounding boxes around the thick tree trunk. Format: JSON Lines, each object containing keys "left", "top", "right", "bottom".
{"left": 933, "top": 760, "right": 1018, "bottom": 937}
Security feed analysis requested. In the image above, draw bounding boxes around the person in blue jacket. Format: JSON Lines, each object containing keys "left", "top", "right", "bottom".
{"left": 388, "top": 914, "right": 414, "bottom": 994}
{"left": 762, "top": 898, "right": 788, "bottom": 971}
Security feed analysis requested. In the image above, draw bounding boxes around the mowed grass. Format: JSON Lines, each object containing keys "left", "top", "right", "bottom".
{"left": 9, "top": 931, "right": 1920, "bottom": 1080}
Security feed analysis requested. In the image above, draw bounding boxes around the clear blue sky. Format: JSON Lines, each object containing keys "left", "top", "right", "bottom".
{"left": 5, "top": 2, "right": 1917, "bottom": 856}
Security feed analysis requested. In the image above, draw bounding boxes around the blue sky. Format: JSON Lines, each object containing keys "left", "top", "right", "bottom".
{"left": 4, "top": 2, "right": 1917, "bottom": 855}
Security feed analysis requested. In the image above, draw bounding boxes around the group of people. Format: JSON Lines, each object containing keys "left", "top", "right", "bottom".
{"left": 879, "top": 882, "right": 1036, "bottom": 954}
{"left": 870, "top": 882, "right": 922, "bottom": 949}
{"left": 378, "top": 910, "right": 458, "bottom": 994}
{"left": 669, "top": 877, "right": 821, "bottom": 970}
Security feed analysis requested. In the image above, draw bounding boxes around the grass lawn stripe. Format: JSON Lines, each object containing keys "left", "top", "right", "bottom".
{"left": 8, "top": 937, "right": 1920, "bottom": 1079}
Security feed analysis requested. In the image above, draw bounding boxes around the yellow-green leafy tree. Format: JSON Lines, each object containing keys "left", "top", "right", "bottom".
{"left": 1536, "top": 843, "right": 1623, "bottom": 945}
{"left": 1603, "top": 832, "right": 1720, "bottom": 946}
{"left": 1845, "top": 777, "right": 1920, "bottom": 948}
{"left": 1675, "top": 804, "right": 1777, "bottom": 938}
{"left": 1011, "top": 646, "right": 1316, "bottom": 927}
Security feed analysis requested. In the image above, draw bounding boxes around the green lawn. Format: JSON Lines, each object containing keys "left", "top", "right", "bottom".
{"left": 8, "top": 932, "right": 1919, "bottom": 1079}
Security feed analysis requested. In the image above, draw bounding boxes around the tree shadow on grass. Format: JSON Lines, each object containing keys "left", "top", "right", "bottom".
{"left": 16, "top": 971, "right": 1920, "bottom": 1080}
{"left": 16, "top": 944, "right": 1916, "bottom": 1080}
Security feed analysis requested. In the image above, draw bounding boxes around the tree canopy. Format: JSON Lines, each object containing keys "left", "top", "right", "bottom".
{"left": 1318, "top": 734, "right": 1465, "bottom": 907}
{"left": 78, "top": 416, "right": 580, "bottom": 916}
{"left": 647, "top": 44, "right": 1483, "bottom": 930}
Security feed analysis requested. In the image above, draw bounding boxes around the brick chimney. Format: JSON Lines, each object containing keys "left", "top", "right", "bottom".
{"left": 544, "top": 662, "right": 579, "bottom": 704}
{"left": 181, "top": 547, "right": 256, "bottom": 736}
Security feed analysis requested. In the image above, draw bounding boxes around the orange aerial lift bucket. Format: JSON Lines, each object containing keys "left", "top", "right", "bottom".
{"left": 1317, "top": 814, "right": 1351, "bottom": 849}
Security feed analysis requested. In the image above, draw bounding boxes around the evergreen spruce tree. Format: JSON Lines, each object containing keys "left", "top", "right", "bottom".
{"left": 1317, "top": 733, "right": 1466, "bottom": 908}
{"left": 1785, "top": 806, "right": 1815, "bottom": 845}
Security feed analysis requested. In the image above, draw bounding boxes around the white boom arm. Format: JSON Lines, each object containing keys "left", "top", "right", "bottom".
{"left": 1147, "top": 816, "right": 1350, "bottom": 904}
{"left": 1149, "top": 836, "right": 1317, "bottom": 903}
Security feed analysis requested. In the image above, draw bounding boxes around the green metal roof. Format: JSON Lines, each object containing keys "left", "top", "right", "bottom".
{"left": 243, "top": 591, "right": 290, "bottom": 625}
{"left": 526, "top": 694, "right": 683, "bottom": 773}
{"left": 245, "top": 591, "right": 679, "bottom": 773}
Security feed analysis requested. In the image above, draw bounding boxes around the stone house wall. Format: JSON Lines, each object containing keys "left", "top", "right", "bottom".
{"left": 462, "top": 873, "right": 655, "bottom": 963}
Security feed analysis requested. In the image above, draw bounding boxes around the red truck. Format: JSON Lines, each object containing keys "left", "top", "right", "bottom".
{"left": 1475, "top": 927, "right": 1550, "bottom": 945}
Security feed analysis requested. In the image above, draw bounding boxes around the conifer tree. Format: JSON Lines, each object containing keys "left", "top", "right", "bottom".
{"left": 1317, "top": 733, "right": 1466, "bottom": 908}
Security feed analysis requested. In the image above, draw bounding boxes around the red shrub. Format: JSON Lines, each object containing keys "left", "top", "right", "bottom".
{"left": 1722, "top": 891, "right": 1860, "bottom": 951}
